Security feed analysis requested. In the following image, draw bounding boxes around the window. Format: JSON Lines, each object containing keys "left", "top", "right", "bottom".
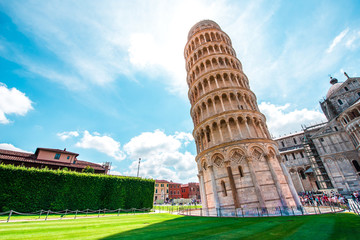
{"left": 358, "top": 92, "right": 360, "bottom": 97}
{"left": 178, "top": 191, "right": 180, "bottom": 194}
{"left": 338, "top": 99, "right": 343, "bottom": 105}
{"left": 167, "top": 189, "right": 168, "bottom": 193}
{"left": 334, "top": 126, "right": 338, "bottom": 131}
{"left": 320, "top": 138, "right": 324, "bottom": 142}
{"left": 67, "top": 156, "right": 70, "bottom": 159}
{"left": 352, "top": 160, "right": 360, "bottom": 172}
{"left": 300, "top": 152, "right": 304, "bottom": 158}
{"left": 284, "top": 155, "right": 288, "bottom": 161}
{"left": 344, "top": 86, "right": 349, "bottom": 91}
{"left": 238, "top": 166, "right": 243, "bottom": 177}
{"left": 156, "top": 189, "right": 158, "bottom": 193}
{"left": 170, "top": 191, "right": 172, "bottom": 194}
{"left": 292, "top": 153, "right": 296, "bottom": 159}
{"left": 299, "top": 170, "right": 306, "bottom": 179}
{"left": 54, "top": 153, "right": 61, "bottom": 159}
{"left": 293, "top": 138, "right": 297, "bottom": 144}
{"left": 281, "top": 142, "right": 285, "bottom": 147}
{"left": 161, "top": 184, "right": 164, "bottom": 187}
{"left": 221, "top": 181, "right": 227, "bottom": 196}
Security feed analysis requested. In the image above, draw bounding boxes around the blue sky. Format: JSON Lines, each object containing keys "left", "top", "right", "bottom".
{"left": 1, "top": 0, "right": 360, "bottom": 183}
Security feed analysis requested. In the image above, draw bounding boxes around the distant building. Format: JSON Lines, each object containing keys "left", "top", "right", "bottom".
{"left": 181, "top": 182, "right": 200, "bottom": 201}
{"left": 181, "top": 184, "right": 189, "bottom": 199}
{"left": 275, "top": 74, "right": 360, "bottom": 194}
{"left": 154, "top": 180, "right": 201, "bottom": 203}
{"left": 154, "top": 180, "right": 169, "bottom": 202}
{"left": 169, "top": 182, "right": 182, "bottom": 200}
{"left": 0, "top": 147, "right": 109, "bottom": 174}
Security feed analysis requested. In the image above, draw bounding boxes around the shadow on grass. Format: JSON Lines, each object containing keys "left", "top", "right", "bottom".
{"left": 100, "top": 213, "right": 360, "bottom": 240}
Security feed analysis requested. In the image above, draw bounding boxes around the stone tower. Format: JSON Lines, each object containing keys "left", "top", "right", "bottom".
{"left": 184, "top": 20, "right": 300, "bottom": 213}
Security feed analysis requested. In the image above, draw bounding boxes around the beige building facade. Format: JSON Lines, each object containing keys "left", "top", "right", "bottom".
{"left": 185, "top": 20, "right": 299, "bottom": 213}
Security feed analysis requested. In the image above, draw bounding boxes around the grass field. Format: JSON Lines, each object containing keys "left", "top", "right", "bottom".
{"left": 0, "top": 213, "right": 359, "bottom": 240}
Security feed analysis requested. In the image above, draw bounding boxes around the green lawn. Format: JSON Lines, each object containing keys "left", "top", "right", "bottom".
{"left": 0, "top": 213, "right": 359, "bottom": 240}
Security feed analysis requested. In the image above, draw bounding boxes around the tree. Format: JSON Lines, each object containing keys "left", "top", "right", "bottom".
{"left": 82, "top": 166, "right": 95, "bottom": 173}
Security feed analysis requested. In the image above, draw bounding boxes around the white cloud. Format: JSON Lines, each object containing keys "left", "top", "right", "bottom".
{"left": 57, "top": 131, "right": 79, "bottom": 140}
{"left": 326, "top": 28, "right": 349, "bottom": 53}
{"left": 0, "top": 143, "right": 31, "bottom": 153}
{"left": 75, "top": 131, "right": 126, "bottom": 161}
{"left": 259, "top": 102, "right": 326, "bottom": 137}
{"left": 0, "top": 0, "right": 232, "bottom": 98}
{"left": 123, "top": 130, "right": 197, "bottom": 182}
{"left": 0, "top": 83, "right": 33, "bottom": 124}
{"left": 345, "top": 30, "right": 360, "bottom": 50}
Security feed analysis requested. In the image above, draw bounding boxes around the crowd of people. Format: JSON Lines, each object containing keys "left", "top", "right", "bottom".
{"left": 298, "top": 191, "right": 350, "bottom": 208}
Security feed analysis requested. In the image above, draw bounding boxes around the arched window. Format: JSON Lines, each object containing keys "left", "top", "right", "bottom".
{"left": 299, "top": 170, "right": 306, "bottom": 179}
{"left": 338, "top": 99, "right": 343, "bottom": 105}
{"left": 238, "top": 166, "right": 243, "bottom": 177}
{"left": 352, "top": 160, "right": 360, "bottom": 172}
{"left": 221, "top": 180, "right": 227, "bottom": 196}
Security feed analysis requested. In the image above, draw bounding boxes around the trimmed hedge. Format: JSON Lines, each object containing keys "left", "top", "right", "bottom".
{"left": 0, "top": 164, "right": 154, "bottom": 212}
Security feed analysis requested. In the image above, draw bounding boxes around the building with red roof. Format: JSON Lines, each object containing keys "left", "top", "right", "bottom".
{"left": 0, "top": 147, "right": 109, "bottom": 174}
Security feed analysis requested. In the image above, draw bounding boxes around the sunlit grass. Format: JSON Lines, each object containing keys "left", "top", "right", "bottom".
{"left": 0, "top": 213, "right": 359, "bottom": 240}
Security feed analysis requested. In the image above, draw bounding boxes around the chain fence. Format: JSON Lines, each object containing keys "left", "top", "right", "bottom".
{"left": 2, "top": 200, "right": 359, "bottom": 223}
{"left": 177, "top": 201, "right": 353, "bottom": 217}
{"left": 0, "top": 208, "right": 152, "bottom": 223}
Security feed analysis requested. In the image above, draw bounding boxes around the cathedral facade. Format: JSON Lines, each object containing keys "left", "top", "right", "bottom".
{"left": 275, "top": 74, "right": 360, "bottom": 194}
{"left": 184, "top": 20, "right": 299, "bottom": 214}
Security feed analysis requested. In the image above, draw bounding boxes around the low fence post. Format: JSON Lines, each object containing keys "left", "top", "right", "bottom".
{"left": 317, "top": 205, "right": 321, "bottom": 214}
{"left": 39, "top": 209, "right": 43, "bottom": 219}
{"left": 98, "top": 209, "right": 100, "bottom": 218}
{"left": 291, "top": 207, "right": 295, "bottom": 216}
{"left": 257, "top": 207, "right": 260, "bottom": 217}
{"left": 117, "top": 208, "right": 120, "bottom": 216}
{"left": 86, "top": 209, "right": 89, "bottom": 217}
{"left": 241, "top": 207, "right": 244, "bottom": 217}
{"left": 313, "top": 203, "right": 317, "bottom": 214}
{"left": 74, "top": 210, "right": 78, "bottom": 219}
{"left": 64, "top": 209, "right": 68, "bottom": 218}
{"left": 45, "top": 210, "right": 50, "bottom": 221}
{"left": 7, "top": 210, "right": 13, "bottom": 223}
{"left": 279, "top": 207, "right": 283, "bottom": 216}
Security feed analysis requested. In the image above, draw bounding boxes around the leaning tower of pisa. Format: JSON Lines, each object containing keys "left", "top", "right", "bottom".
{"left": 185, "top": 20, "right": 301, "bottom": 213}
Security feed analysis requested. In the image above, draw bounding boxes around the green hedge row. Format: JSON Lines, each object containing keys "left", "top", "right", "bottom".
{"left": 0, "top": 164, "right": 154, "bottom": 212}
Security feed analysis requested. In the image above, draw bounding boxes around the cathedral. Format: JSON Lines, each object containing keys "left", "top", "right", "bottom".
{"left": 275, "top": 74, "right": 360, "bottom": 194}
{"left": 184, "top": 20, "right": 299, "bottom": 215}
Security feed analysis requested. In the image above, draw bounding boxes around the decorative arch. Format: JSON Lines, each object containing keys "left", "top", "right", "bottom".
{"left": 211, "top": 153, "right": 224, "bottom": 168}
{"left": 228, "top": 148, "right": 246, "bottom": 164}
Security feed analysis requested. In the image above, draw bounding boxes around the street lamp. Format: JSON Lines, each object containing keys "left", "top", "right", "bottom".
{"left": 137, "top": 158, "right": 141, "bottom": 177}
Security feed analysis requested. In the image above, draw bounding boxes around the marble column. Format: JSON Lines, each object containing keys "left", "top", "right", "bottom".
{"left": 264, "top": 155, "right": 287, "bottom": 207}
{"left": 246, "top": 156, "right": 266, "bottom": 208}
{"left": 208, "top": 165, "right": 220, "bottom": 209}
{"left": 296, "top": 171, "right": 305, "bottom": 192}
{"left": 226, "top": 164, "right": 240, "bottom": 208}
{"left": 198, "top": 171, "right": 208, "bottom": 215}
{"left": 277, "top": 155, "right": 302, "bottom": 207}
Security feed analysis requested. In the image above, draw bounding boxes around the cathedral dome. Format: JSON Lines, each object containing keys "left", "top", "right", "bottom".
{"left": 188, "top": 20, "right": 221, "bottom": 40}
{"left": 326, "top": 77, "right": 342, "bottom": 98}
